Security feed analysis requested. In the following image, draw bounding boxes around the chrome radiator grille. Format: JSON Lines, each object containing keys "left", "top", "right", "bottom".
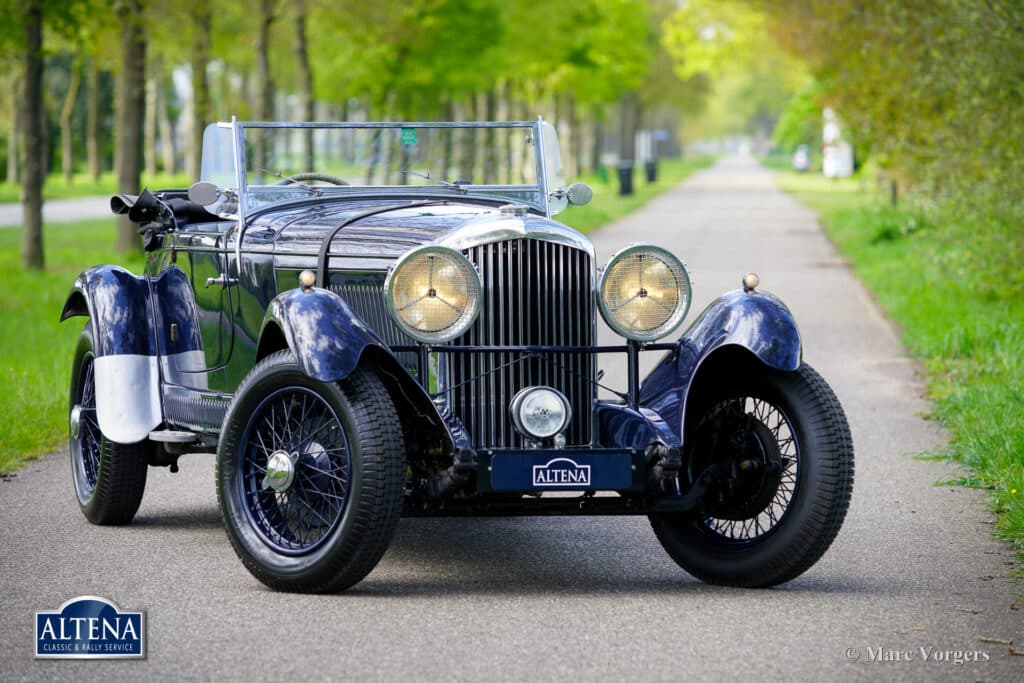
{"left": 451, "top": 239, "right": 594, "bottom": 449}
{"left": 328, "top": 239, "right": 596, "bottom": 449}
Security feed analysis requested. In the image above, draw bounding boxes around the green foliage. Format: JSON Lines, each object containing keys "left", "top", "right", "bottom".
{"left": 776, "top": 168, "right": 1024, "bottom": 557}
{"left": 0, "top": 217, "right": 143, "bottom": 470}
{"left": 661, "top": 0, "right": 807, "bottom": 137}
{"left": 771, "top": 79, "right": 820, "bottom": 152}
{"left": 763, "top": 0, "right": 1024, "bottom": 224}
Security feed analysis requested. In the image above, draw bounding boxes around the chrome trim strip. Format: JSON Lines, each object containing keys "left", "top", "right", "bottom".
{"left": 233, "top": 121, "right": 536, "bottom": 129}
{"left": 435, "top": 213, "right": 595, "bottom": 257}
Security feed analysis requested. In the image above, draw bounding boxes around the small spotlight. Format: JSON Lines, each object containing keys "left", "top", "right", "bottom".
{"left": 299, "top": 270, "right": 316, "bottom": 291}
{"left": 742, "top": 272, "right": 760, "bottom": 293}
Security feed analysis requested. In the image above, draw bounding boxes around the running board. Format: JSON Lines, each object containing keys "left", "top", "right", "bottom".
{"left": 148, "top": 429, "right": 198, "bottom": 443}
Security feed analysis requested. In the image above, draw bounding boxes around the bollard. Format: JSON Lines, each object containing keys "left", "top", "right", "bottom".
{"left": 644, "top": 159, "right": 657, "bottom": 183}
{"left": 617, "top": 161, "right": 634, "bottom": 196}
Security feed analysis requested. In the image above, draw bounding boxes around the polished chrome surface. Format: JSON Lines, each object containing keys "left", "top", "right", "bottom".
{"left": 597, "top": 243, "right": 692, "bottom": 342}
{"left": 69, "top": 404, "right": 82, "bottom": 440}
{"left": 566, "top": 181, "right": 593, "bottom": 206}
{"left": 147, "top": 429, "right": 197, "bottom": 443}
{"left": 93, "top": 354, "right": 163, "bottom": 444}
{"left": 262, "top": 450, "right": 297, "bottom": 492}
{"left": 450, "top": 238, "right": 595, "bottom": 449}
{"left": 435, "top": 213, "right": 595, "bottom": 257}
{"left": 187, "top": 181, "right": 220, "bottom": 206}
{"left": 383, "top": 245, "right": 483, "bottom": 344}
{"left": 510, "top": 386, "right": 572, "bottom": 439}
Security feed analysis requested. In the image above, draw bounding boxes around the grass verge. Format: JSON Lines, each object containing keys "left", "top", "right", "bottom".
{"left": 773, "top": 168, "right": 1024, "bottom": 557}
{"left": 0, "top": 218, "right": 143, "bottom": 472}
{"left": 0, "top": 171, "right": 193, "bottom": 203}
{"left": 0, "top": 156, "right": 711, "bottom": 472}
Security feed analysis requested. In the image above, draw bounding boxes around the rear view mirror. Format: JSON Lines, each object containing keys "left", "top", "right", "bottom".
{"left": 566, "top": 182, "right": 593, "bottom": 206}
{"left": 188, "top": 182, "right": 221, "bottom": 206}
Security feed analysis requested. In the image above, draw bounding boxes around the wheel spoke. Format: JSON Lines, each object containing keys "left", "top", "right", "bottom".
{"left": 239, "top": 387, "right": 351, "bottom": 554}
{"left": 698, "top": 392, "right": 800, "bottom": 543}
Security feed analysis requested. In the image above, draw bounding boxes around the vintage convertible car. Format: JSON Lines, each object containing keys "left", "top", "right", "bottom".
{"left": 61, "top": 118, "right": 853, "bottom": 593}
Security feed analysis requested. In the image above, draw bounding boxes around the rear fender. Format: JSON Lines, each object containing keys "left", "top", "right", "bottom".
{"left": 60, "top": 265, "right": 178, "bottom": 443}
{"left": 639, "top": 289, "right": 802, "bottom": 440}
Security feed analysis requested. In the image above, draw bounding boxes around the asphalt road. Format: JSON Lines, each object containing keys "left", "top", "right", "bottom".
{"left": 0, "top": 196, "right": 112, "bottom": 228}
{"left": 1, "top": 155, "right": 1020, "bottom": 682}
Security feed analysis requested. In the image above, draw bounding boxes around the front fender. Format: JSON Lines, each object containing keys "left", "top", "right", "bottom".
{"left": 260, "top": 287, "right": 389, "bottom": 383}
{"left": 639, "top": 289, "right": 802, "bottom": 439}
{"left": 60, "top": 265, "right": 162, "bottom": 443}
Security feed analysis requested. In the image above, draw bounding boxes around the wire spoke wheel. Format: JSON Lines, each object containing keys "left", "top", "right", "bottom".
{"left": 67, "top": 326, "right": 148, "bottom": 525}
{"left": 694, "top": 397, "right": 799, "bottom": 543}
{"left": 239, "top": 387, "right": 352, "bottom": 555}
{"left": 217, "top": 352, "right": 405, "bottom": 593}
{"left": 71, "top": 353, "right": 102, "bottom": 496}
{"left": 650, "top": 362, "right": 853, "bottom": 588}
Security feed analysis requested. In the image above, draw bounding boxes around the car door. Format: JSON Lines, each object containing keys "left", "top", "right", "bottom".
{"left": 152, "top": 220, "right": 236, "bottom": 392}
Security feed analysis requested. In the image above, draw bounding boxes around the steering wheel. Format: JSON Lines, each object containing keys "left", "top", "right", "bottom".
{"left": 275, "top": 172, "right": 349, "bottom": 186}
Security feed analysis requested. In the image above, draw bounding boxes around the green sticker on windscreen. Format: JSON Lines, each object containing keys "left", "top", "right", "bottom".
{"left": 401, "top": 128, "right": 417, "bottom": 145}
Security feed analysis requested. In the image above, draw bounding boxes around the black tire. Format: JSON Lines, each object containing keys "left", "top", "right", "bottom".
{"left": 217, "top": 351, "right": 405, "bottom": 593}
{"left": 68, "top": 326, "right": 148, "bottom": 525}
{"left": 650, "top": 363, "right": 854, "bottom": 587}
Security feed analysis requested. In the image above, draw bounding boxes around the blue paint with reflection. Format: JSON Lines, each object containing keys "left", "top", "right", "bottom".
{"left": 638, "top": 289, "right": 802, "bottom": 440}
{"left": 260, "top": 286, "right": 388, "bottom": 382}
{"left": 60, "top": 265, "right": 203, "bottom": 358}
{"left": 596, "top": 402, "right": 681, "bottom": 449}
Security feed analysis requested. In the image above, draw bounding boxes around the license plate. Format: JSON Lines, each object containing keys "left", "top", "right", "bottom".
{"left": 487, "top": 450, "right": 637, "bottom": 491}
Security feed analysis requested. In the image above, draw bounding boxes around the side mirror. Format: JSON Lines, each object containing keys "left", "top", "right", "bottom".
{"left": 566, "top": 182, "right": 593, "bottom": 206}
{"left": 188, "top": 181, "right": 221, "bottom": 206}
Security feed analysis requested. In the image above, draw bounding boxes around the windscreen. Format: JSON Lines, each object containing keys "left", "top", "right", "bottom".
{"left": 237, "top": 123, "right": 547, "bottom": 213}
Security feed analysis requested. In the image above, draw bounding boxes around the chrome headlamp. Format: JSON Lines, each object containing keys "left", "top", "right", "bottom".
{"left": 510, "top": 386, "right": 571, "bottom": 440}
{"left": 597, "top": 244, "right": 691, "bottom": 341}
{"left": 385, "top": 245, "right": 481, "bottom": 343}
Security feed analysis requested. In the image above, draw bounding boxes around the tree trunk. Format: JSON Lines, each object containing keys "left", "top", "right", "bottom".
{"left": 21, "top": 0, "right": 44, "bottom": 270}
{"left": 188, "top": 5, "right": 211, "bottom": 181}
{"left": 619, "top": 96, "right": 636, "bottom": 161}
{"left": 441, "top": 95, "right": 454, "bottom": 181}
{"left": 115, "top": 0, "right": 147, "bottom": 254}
{"left": 483, "top": 89, "right": 497, "bottom": 184}
{"left": 591, "top": 112, "right": 602, "bottom": 174}
{"left": 456, "top": 95, "right": 477, "bottom": 182}
{"left": 156, "top": 68, "right": 175, "bottom": 173}
{"left": 253, "top": 0, "right": 275, "bottom": 180}
{"left": 86, "top": 58, "right": 100, "bottom": 182}
{"left": 293, "top": 0, "right": 314, "bottom": 169}
{"left": 144, "top": 57, "right": 159, "bottom": 177}
{"left": 8, "top": 72, "right": 20, "bottom": 184}
{"left": 60, "top": 56, "right": 82, "bottom": 185}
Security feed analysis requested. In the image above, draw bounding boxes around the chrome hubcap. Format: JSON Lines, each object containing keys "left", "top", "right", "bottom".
{"left": 262, "top": 450, "right": 298, "bottom": 492}
{"left": 69, "top": 404, "right": 82, "bottom": 440}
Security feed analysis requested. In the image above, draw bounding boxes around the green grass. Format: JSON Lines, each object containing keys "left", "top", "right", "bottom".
{"left": 0, "top": 156, "right": 711, "bottom": 472}
{"left": 0, "top": 170, "right": 193, "bottom": 203}
{"left": 773, "top": 168, "right": 1024, "bottom": 557}
{"left": 0, "top": 218, "right": 142, "bottom": 471}
{"left": 560, "top": 157, "right": 715, "bottom": 234}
